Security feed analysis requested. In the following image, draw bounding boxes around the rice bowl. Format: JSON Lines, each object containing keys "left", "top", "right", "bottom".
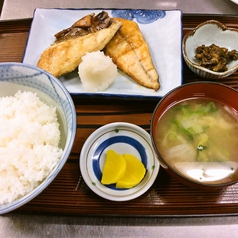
{"left": 0, "top": 62, "right": 76, "bottom": 214}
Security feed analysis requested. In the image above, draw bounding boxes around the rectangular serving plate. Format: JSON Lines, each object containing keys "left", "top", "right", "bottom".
{"left": 23, "top": 8, "right": 182, "bottom": 99}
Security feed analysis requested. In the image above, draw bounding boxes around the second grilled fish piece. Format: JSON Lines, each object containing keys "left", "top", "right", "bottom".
{"left": 104, "top": 18, "right": 160, "bottom": 91}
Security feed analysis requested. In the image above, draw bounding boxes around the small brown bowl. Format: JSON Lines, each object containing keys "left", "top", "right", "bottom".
{"left": 150, "top": 82, "right": 238, "bottom": 189}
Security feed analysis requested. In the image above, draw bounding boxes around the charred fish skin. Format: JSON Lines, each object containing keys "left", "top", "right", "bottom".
{"left": 104, "top": 17, "right": 160, "bottom": 91}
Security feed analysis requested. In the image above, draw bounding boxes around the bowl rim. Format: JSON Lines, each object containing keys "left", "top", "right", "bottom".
{"left": 150, "top": 81, "right": 238, "bottom": 188}
{"left": 0, "top": 62, "right": 77, "bottom": 214}
{"left": 182, "top": 20, "right": 238, "bottom": 76}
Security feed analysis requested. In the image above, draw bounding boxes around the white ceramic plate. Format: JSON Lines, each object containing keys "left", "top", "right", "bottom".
{"left": 23, "top": 8, "right": 182, "bottom": 99}
{"left": 79, "top": 122, "right": 160, "bottom": 201}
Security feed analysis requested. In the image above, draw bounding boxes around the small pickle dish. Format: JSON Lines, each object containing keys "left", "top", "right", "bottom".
{"left": 151, "top": 82, "right": 238, "bottom": 189}
{"left": 80, "top": 122, "right": 160, "bottom": 201}
{"left": 182, "top": 20, "right": 238, "bottom": 79}
{"left": 0, "top": 62, "right": 77, "bottom": 214}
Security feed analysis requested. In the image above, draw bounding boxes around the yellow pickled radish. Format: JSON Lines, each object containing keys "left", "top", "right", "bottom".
{"left": 116, "top": 154, "right": 146, "bottom": 188}
{"left": 101, "top": 150, "right": 126, "bottom": 185}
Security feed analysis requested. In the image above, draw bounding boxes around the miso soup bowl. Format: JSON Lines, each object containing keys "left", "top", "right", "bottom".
{"left": 150, "top": 82, "right": 238, "bottom": 189}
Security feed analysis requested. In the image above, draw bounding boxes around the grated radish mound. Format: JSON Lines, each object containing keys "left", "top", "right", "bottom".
{"left": 78, "top": 51, "right": 117, "bottom": 92}
{"left": 0, "top": 91, "right": 63, "bottom": 205}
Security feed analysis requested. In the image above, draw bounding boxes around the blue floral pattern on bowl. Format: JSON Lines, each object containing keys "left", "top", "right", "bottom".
{"left": 112, "top": 9, "right": 166, "bottom": 24}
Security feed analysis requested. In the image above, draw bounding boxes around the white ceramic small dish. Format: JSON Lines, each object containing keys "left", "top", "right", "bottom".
{"left": 182, "top": 20, "right": 238, "bottom": 79}
{"left": 23, "top": 8, "right": 182, "bottom": 99}
{"left": 79, "top": 122, "right": 160, "bottom": 201}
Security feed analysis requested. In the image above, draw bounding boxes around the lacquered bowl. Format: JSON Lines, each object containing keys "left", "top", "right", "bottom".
{"left": 150, "top": 82, "right": 238, "bottom": 189}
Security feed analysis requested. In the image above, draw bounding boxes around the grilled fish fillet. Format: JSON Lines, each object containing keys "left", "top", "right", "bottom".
{"left": 104, "top": 18, "right": 160, "bottom": 91}
{"left": 37, "top": 12, "right": 122, "bottom": 78}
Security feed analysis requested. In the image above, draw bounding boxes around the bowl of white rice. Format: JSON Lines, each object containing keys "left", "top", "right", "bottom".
{"left": 0, "top": 62, "right": 77, "bottom": 214}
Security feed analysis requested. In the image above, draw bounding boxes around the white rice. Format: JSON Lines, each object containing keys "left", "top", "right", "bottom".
{"left": 0, "top": 91, "right": 63, "bottom": 204}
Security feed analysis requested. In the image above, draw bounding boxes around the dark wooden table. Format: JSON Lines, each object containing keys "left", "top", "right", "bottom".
{"left": 1, "top": 14, "right": 238, "bottom": 217}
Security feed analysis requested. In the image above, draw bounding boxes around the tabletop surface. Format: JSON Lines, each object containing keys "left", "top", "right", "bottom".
{"left": 1, "top": 1, "right": 238, "bottom": 237}
{"left": 1, "top": 0, "right": 238, "bottom": 20}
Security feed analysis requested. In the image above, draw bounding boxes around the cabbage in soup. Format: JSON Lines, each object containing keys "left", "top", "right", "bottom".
{"left": 155, "top": 98, "right": 238, "bottom": 185}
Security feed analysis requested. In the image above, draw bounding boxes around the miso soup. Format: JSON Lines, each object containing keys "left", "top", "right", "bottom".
{"left": 155, "top": 98, "right": 238, "bottom": 185}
